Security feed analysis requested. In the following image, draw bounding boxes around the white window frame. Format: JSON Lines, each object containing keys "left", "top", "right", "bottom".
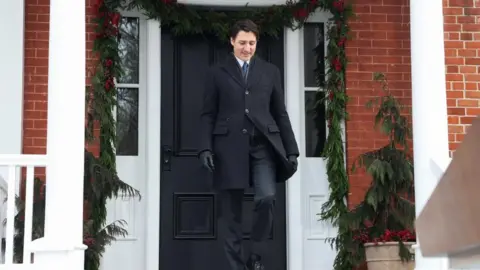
{"left": 101, "top": 9, "right": 151, "bottom": 270}
{"left": 301, "top": 12, "right": 331, "bottom": 160}
{"left": 114, "top": 12, "right": 148, "bottom": 159}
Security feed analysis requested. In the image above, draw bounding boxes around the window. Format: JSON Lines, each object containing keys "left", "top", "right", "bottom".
{"left": 305, "top": 91, "right": 326, "bottom": 157}
{"left": 116, "top": 88, "right": 139, "bottom": 155}
{"left": 303, "top": 24, "right": 325, "bottom": 88}
{"left": 303, "top": 23, "right": 327, "bottom": 158}
{"left": 116, "top": 17, "right": 140, "bottom": 156}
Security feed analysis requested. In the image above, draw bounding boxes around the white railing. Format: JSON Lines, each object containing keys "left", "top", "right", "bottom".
{"left": 0, "top": 175, "right": 8, "bottom": 264}
{"left": 0, "top": 265, "right": 36, "bottom": 270}
{"left": 0, "top": 154, "right": 48, "bottom": 269}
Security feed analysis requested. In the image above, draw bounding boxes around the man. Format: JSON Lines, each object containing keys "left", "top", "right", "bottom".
{"left": 198, "top": 19, "right": 299, "bottom": 270}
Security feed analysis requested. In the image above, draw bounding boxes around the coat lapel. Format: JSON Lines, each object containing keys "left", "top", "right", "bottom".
{"left": 221, "top": 54, "right": 246, "bottom": 88}
{"left": 220, "top": 54, "right": 265, "bottom": 89}
{"left": 246, "top": 57, "right": 263, "bottom": 88}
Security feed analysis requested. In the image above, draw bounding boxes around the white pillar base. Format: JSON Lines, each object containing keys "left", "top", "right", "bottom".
{"left": 30, "top": 238, "right": 87, "bottom": 270}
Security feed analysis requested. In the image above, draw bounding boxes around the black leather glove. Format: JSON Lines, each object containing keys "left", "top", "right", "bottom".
{"left": 199, "top": 151, "right": 215, "bottom": 172}
{"left": 288, "top": 155, "right": 298, "bottom": 171}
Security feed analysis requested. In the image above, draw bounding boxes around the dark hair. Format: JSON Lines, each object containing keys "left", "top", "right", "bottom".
{"left": 229, "top": 19, "right": 259, "bottom": 40}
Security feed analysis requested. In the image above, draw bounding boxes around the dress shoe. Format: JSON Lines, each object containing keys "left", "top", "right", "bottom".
{"left": 245, "top": 254, "right": 265, "bottom": 270}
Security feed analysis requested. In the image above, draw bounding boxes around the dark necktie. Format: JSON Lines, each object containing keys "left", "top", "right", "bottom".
{"left": 242, "top": 62, "right": 249, "bottom": 80}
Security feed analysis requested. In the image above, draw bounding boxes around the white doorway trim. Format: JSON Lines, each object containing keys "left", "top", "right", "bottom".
{"left": 284, "top": 27, "right": 304, "bottom": 270}
{"left": 142, "top": 4, "right": 316, "bottom": 270}
{"left": 145, "top": 18, "right": 162, "bottom": 270}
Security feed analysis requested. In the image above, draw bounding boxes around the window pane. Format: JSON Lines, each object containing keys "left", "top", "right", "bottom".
{"left": 116, "top": 88, "right": 139, "bottom": 156}
{"left": 305, "top": 90, "right": 326, "bottom": 157}
{"left": 303, "top": 23, "right": 325, "bottom": 88}
{"left": 118, "top": 17, "right": 140, "bottom": 84}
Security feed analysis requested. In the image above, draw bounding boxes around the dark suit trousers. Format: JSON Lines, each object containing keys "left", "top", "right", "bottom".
{"left": 218, "top": 135, "right": 276, "bottom": 270}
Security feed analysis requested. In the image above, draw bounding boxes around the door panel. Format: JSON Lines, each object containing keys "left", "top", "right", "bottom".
{"left": 160, "top": 29, "right": 286, "bottom": 270}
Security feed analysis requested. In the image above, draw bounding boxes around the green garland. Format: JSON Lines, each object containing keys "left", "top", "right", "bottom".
{"left": 90, "top": 0, "right": 353, "bottom": 269}
{"left": 86, "top": 3, "right": 123, "bottom": 270}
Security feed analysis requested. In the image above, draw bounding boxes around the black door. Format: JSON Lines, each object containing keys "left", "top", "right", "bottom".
{"left": 160, "top": 28, "right": 286, "bottom": 270}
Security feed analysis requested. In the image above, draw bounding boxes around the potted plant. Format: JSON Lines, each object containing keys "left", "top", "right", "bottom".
{"left": 347, "top": 72, "right": 416, "bottom": 269}
{"left": 354, "top": 227, "right": 415, "bottom": 270}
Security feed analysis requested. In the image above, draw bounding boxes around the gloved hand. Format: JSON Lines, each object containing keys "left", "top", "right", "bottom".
{"left": 200, "top": 150, "right": 215, "bottom": 172}
{"left": 288, "top": 155, "right": 298, "bottom": 171}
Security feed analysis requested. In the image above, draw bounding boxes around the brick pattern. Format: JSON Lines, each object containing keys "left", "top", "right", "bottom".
{"left": 28, "top": 0, "right": 470, "bottom": 213}
{"left": 86, "top": 0, "right": 101, "bottom": 156}
{"left": 345, "top": 0, "right": 411, "bottom": 207}
{"left": 23, "top": 0, "right": 49, "bottom": 157}
{"left": 23, "top": 0, "right": 51, "bottom": 178}
{"left": 22, "top": 1, "right": 414, "bottom": 207}
{"left": 444, "top": 0, "right": 480, "bottom": 155}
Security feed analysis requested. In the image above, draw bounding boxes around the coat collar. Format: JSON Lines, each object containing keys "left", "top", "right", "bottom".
{"left": 220, "top": 53, "right": 263, "bottom": 89}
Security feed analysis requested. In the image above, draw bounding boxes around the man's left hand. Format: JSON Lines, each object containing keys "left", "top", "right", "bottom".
{"left": 287, "top": 155, "right": 298, "bottom": 171}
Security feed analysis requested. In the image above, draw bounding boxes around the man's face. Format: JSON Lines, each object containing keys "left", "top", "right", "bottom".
{"left": 230, "top": 30, "right": 257, "bottom": 62}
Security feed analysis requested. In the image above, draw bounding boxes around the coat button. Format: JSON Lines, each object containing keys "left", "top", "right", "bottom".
{"left": 245, "top": 109, "right": 249, "bottom": 114}
{"left": 245, "top": 91, "right": 249, "bottom": 95}
{"left": 242, "top": 129, "right": 248, "bottom": 134}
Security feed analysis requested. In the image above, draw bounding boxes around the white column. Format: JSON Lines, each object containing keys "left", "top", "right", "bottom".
{"left": 0, "top": 0, "right": 24, "bottom": 157}
{"left": 30, "top": 0, "right": 87, "bottom": 268}
{"left": 284, "top": 27, "right": 303, "bottom": 270}
{"left": 0, "top": 0, "right": 24, "bottom": 194}
{"left": 410, "top": 0, "right": 449, "bottom": 269}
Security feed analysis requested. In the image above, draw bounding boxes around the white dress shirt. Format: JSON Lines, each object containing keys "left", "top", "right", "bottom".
{"left": 234, "top": 56, "right": 250, "bottom": 68}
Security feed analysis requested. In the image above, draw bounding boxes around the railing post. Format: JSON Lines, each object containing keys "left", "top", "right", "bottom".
{"left": 30, "top": 0, "right": 87, "bottom": 268}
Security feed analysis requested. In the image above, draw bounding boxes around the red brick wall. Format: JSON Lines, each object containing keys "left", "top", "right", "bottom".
{"left": 25, "top": 0, "right": 458, "bottom": 210}
{"left": 444, "top": 0, "right": 479, "bottom": 155}
{"left": 345, "top": 0, "right": 411, "bottom": 207}
{"left": 22, "top": 0, "right": 98, "bottom": 165}
{"left": 22, "top": 0, "right": 413, "bottom": 202}
{"left": 23, "top": 0, "right": 49, "bottom": 157}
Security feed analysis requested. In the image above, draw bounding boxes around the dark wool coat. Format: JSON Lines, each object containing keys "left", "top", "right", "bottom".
{"left": 199, "top": 54, "right": 300, "bottom": 190}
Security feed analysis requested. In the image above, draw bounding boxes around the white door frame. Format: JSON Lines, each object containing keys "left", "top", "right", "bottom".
{"left": 143, "top": 22, "right": 304, "bottom": 270}
{"left": 140, "top": 5, "right": 332, "bottom": 270}
{"left": 144, "top": 17, "right": 162, "bottom": 270}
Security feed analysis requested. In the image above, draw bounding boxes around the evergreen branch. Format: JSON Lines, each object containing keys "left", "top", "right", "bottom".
{"left": 345, "top": 72, "right": 416, "bottom": 265}
{"left": 85, "top": 150, "right": 141, "bottom": 200}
